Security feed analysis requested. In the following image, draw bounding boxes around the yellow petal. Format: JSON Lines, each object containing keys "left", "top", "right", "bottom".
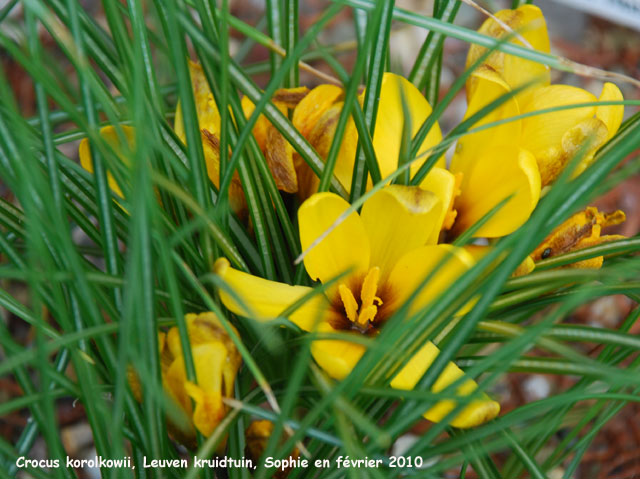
{"left": 514, "top": 255, "right": 536, "bottom": 276}
{"left": 175, "top": 61, "right": 221, "bottom": 141}
{"left": 194, "top": 343, "right": 226, "bottom": 397}
{"left": 312, "top": 323, "right": 500, "bottom": 428}
{"left": 373, "top": 73, "right": 445, "bottom": 181}
{"left": 273, "top": 87, "right": 310, "bottom": 109}
{"left": 466, "top": 5, "right": 550, "bottom": 105}
{"left": 596, "top": 82, "right": 624, "bottom": 142}
{"left": 165, "top": 356, "right": 194, "bottom": 418}
{"left": 174, "top": 62, "right": 248, "bottom": 215}
{"left": 242, "top": 93, "right": 299, "bottom": 195}
{"left": 265, "top": 124, "right": 298, "bottom": 193}
{"left": 563, "top": 118, "right": 609, "bottom": 179}
{"left": 419, "top": 167, "right": 460, "bottom": 244}
{"left": 390, "top": 340, "right": 500, "bottom": 428}
{"left": 568, "top": 233, "right": 626, "bottom": 269}
{"left": 165, "top": 312, "right": 240, "bottom": 365}
{"left": 304, "top": 102, "right": 359, "bottom": 198}
{"left": 387, "top": 245, "right": 475, "bottom": 314}
{"left": 240, "top": 95, "right": 289, "bottom": 151}
{"left": 292, "top": 85, "right": 346, "bottom": 199}
{"left": 292, "top": 84, "right": 343, "bottom": 140}
{"left": 298, "top": 192, "right": 370, "bottom": 284}
{"left": 360, "top": 185, "right": 441, "bottom": 280}
{"left": 79, "top": 125, "right": 135, "bottom": 198}
{"left": 214, "top": 258, "right": 333, "bottom": 331}
{"left": 454, "top": 145, "right": 541, "bottom": 238}
{"left": 241, "top": 96, "right": 268, "bottom": 151}
{"left": 188, "top": 312, "right": 242, "bottom": 397}
{"left": 310, "top": 323, "right": 366, "bottom": 380}
{"left": 175, "top": 61, "right": 221, "bottom": 144}
{"left": 453, "top": 65, "right": 522, "bottom": 179}
{"left": 187, "top": 343, "right": 227, "bottom": 436}
{"left": 521, "top": 85, "right": 597, "bottom": 184}
{"left": 200, "top": 128, "right": 247, "bottom": 215}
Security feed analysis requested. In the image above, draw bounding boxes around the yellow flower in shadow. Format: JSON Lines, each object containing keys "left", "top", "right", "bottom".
{"left": 128, "top": 312, "right": 241, "bottom": 448}
{"left": 214, "top": 185, "right": 500, "bottom": 428}
{"left": 465, "top": 206, "right": 626, "bottom": 275}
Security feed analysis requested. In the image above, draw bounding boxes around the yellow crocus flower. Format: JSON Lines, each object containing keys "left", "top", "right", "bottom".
{"left": 174, "top": 61, "right": 247, "bottom": 215}
{"left": 451, "top": 5, "right": 624, "bottom": 239}
{"left": 214, "top": 185, "right": 500, "bottom": 428}
{"left": 457, "top": 5, "right": 624, "bottom": 187}
{"left": 78, "top": 124, "right": 135, "bottom": 199}
{"left": 129, "top": 312, "right": 242, "bottom": 448}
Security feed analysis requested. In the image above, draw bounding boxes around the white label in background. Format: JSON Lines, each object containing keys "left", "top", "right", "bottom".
{"left": 554, "top": 0, "right": 640, "bottom": 31}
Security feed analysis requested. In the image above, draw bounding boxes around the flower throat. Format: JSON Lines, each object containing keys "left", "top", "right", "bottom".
{"left": 337, "top": 267, "right": 384, "bottom": 334}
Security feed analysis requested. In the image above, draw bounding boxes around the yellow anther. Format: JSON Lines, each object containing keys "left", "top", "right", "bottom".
{"left": 339, "top": 284, "right": 359, "bottom": 324}
{"left": 360, "top": 267, "right": 382, "bottom": 310}
{"left": 356, "top": 267, "right": 383, "bottom": 327}
{"left": 357, "top": 305, "right": 378, "bottom": 328}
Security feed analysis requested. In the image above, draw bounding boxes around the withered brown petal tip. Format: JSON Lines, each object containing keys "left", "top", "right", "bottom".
{"left": 201, "top": 129, "right": 220, "bottom": 151}
{"left": 266, "top": 126, "right": 298, "bottom": 193}
{"left": 273, "top": 87, "right": 310, "bottom": 108}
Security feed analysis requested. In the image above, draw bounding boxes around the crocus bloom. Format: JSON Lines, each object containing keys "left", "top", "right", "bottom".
{"left": 241, "top": 87, "right": 310, "bottom": 194}
{"left": 214, "top": 185, "right": 500, "bottom": 428}
{"left": 450, "top": 6, "right": 547, "bottom": 239}
{"left": 174, "top": 61, "right": 247, "bottom": 215}
{"left": 79, "top": 124, "right": 135, "bottom": 198}
{"left": 174, "top": 62, "right": 311, "bottom": 214}
{"left": 531, "top": 206, "right": 626, "bottom": 268}
{"left": 129, "top": 312, "right": 241, "bottom": 447}
{"left": 456, "top": 5, "right": 624, "bottom": 193}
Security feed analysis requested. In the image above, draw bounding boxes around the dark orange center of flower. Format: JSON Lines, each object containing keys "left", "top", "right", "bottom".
{"left": 329, "top": 267, "right": 392, "bottom": 335}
